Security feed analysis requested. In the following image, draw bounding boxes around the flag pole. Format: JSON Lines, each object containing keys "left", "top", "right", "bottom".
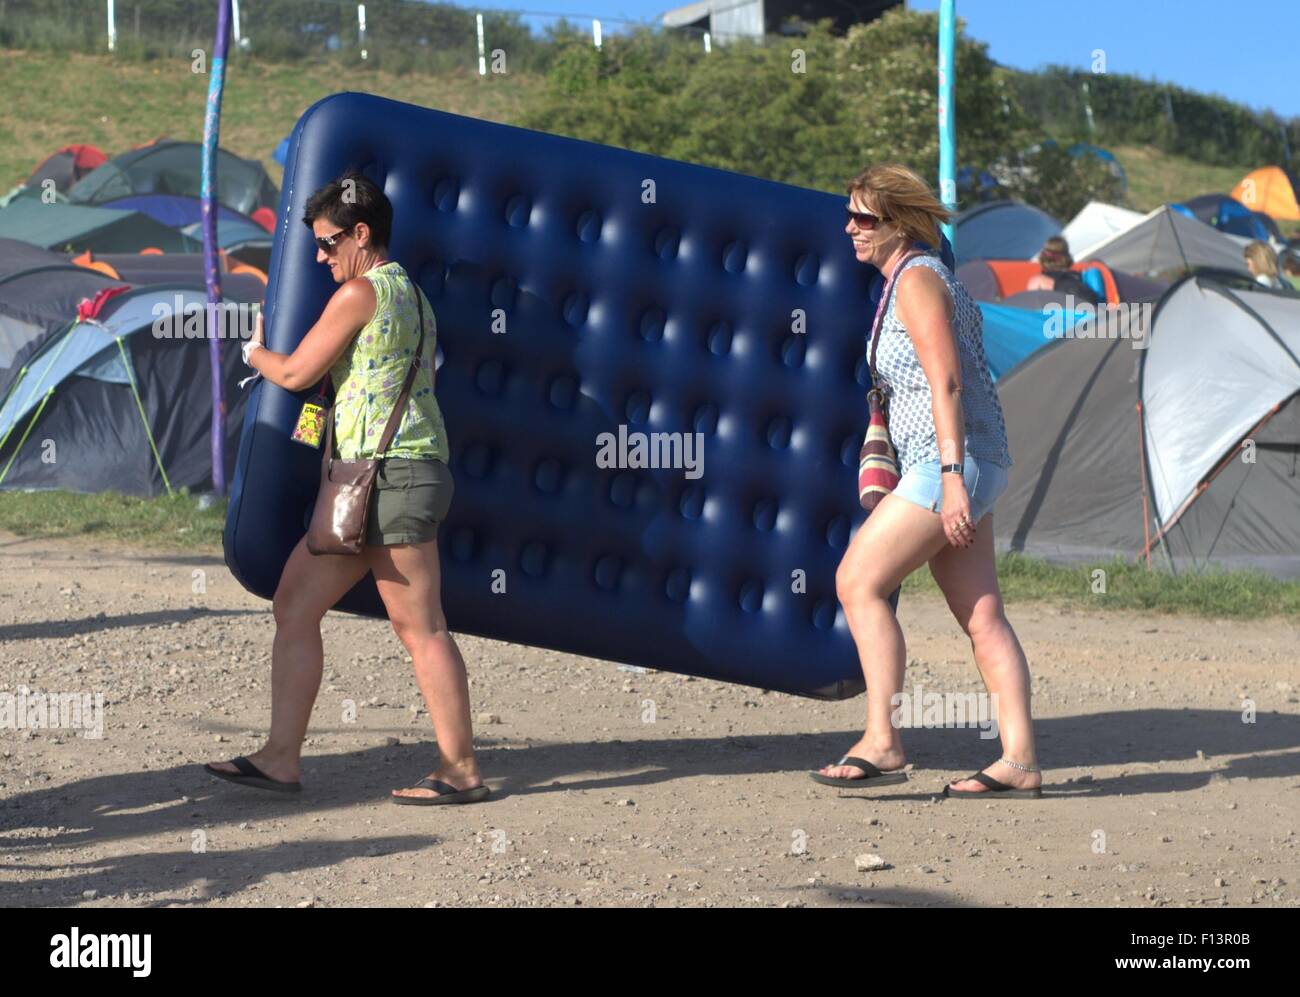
{"left": 938, "top": 0, "right": 957, "bottom": 250}
{"left": 201, "top": 0, "right": 233, "bottom": 497}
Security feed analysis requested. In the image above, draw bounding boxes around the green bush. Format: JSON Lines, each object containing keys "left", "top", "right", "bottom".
{"left": 521, "top": 9, "right": 1033, "bottom": 198}
{"left": 996, "top": 142, "right": 1127, "bottom": 221}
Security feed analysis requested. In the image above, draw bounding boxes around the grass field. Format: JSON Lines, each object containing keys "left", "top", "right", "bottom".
{"left": 0, "top": 47, "right": 540, "bottom": 192}
{"left": 2, "top": 47, "right": 1292, "bottom": 234}
{"left": 0, "top": 489, "right": 228, "bottom": 550}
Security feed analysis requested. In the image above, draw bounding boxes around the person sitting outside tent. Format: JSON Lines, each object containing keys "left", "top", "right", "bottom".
{"left": 1280, "top": 251, "right": 1300, "bottom": 292}
{"left": 1245, "top": 240, "right": 1285, "bottom": 290}
{"left": 1025, "top": 235, "right": 1102, "bottom": 304}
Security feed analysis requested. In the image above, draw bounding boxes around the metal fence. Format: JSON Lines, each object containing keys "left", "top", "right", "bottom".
{"left": 0, "top": 0, "right": 721, "bottom": 75}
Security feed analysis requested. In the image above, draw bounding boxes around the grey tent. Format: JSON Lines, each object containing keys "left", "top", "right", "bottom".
{"left": 0, "top": 281, "right": 263, "bottom": 497}
{"left": 1139, "top": 274, "right": 1300, "bottom": 576}
{"left": 0, "top": 262, "right": 124, "bottom": 403}
{"left": 995, "top": 322, "right": 1148, "bottom": 565}
{"left": 69, "top": 140, "right": 279, "bottom": 219}
{"left": 0, "top": 239, "right": 264, "bottom": 402}
{"left": 994, "top": 274, "right": 1300, "bottom": 577}
{"left": 1080, "top": 205, "right": 1251, "bottom": 278}
{"left": 954, "top": 201, "right": 1061, "bottom": 263}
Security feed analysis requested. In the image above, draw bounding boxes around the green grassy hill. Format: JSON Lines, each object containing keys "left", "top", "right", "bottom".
{"left": 1, "top": 46, "right": 1288, "bottom": 233}
{"left": 0, "top": 48, "right": 539, "bottom": 192}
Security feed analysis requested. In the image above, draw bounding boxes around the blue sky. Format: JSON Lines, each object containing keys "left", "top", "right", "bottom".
{"left": 446, "top": 0, "right": 1299, "bottom": 119}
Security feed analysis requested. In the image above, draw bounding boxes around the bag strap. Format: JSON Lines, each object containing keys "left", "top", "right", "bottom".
{"left": 373, "top": 281, "right": 426, "bottom": 459}
{"left": 867, "top": 249, "right": 924, "bottom": 383}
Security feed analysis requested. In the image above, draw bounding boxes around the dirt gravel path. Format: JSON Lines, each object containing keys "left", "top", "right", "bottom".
{"left": 1, "top": 530, "right": 1296, "bottom": 907}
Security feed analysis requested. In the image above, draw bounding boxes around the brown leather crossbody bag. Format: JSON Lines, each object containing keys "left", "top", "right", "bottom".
{"left": 305, "top": 290, "right": 427, "bottom": 556}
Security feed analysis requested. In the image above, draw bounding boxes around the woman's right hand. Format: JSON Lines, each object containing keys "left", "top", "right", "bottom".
{"left": 941, "top": 475, "right": 975, "bottom": 548}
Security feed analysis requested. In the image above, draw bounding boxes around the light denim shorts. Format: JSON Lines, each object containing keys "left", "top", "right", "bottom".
{"left": 892, "top": 455, "right": 1008, "bottom": 523}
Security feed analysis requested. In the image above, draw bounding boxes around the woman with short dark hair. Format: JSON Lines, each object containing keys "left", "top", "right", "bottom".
{"left": 205, "top": 170, "right": 487, "bottom": 805}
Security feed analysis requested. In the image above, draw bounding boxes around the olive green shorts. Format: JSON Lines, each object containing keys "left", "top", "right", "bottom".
{"left": 365, "top": 458, "right": 454, "bottom": 546}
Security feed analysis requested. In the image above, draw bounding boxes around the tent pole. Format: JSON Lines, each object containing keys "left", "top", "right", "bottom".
{"left": 0, "top": 365, "right": 30, "bottom": 449}
{"left": 1136, "top": 401, "right": 1152, "bottom": 569}
{"left": 1166, "top": 205, "right": 1192, "bottom": 274}
{"left": 1142, "top": 402, "right": 1283, "bottom": 560}
{"left": 115, "top": 336, "right": 175, "bottom": 498}
{"left": 0, "top": 388, "right": 53, "bottom": 487}
{"left": 0, "top": 328, "right": 78, "bottom": 455}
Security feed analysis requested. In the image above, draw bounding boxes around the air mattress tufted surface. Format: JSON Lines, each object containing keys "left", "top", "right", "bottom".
{"left": 224, "top": 91, "right": 901, "bottom": 699}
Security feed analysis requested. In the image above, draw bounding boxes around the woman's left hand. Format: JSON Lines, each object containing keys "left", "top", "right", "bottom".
{"left": 941, "top": 476, "right": 975, "bottom": 547}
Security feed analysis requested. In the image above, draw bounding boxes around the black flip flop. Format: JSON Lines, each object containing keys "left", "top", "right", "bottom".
{"left": 809, "top": 755, "right": 908, "bottom": 789}
{"left": 391, "top": 776, "right": 491, "bottom": 806}
{"left": 204, "top": 756, "right": 302, "bottom": 794}
{"left": 944, "top": 770, "right": 1042, "bottom": 799}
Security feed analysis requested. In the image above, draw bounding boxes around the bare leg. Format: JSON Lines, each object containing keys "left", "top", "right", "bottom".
{"left": 369, "top": 539, "right": 481, "bottom": 800}
{"left": 818, "top": 493, "right": 952, "bottom": 780}
{"left": 207, "top": 537, "right": 371, "bottom": 783}
{"left": 927, "top": 513, "right": 1040, "bottom": 792}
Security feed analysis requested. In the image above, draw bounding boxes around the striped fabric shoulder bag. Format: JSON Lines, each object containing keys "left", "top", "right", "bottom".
{"left": 858, "top": 250, "right": 922, "bottom": 512}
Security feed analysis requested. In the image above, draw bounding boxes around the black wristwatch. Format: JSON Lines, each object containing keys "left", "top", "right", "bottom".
{"left": 940, "top": 463, "right": 964, "bottom": 475}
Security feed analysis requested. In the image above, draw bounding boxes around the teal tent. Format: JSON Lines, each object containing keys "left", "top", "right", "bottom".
{"left": 0, "top": 198, "right": 200, "bottom": 253}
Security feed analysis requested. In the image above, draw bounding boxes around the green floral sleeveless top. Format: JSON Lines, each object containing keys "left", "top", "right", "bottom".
{"left": 329, "top": 261, "right": 449, "bottom": 462}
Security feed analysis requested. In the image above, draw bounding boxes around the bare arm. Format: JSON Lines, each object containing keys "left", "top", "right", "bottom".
{"left": 249, "top": 278, "right": 376, "bottom": 392}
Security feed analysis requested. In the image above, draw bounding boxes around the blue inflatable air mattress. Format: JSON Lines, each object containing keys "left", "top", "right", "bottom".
{"left": 224, "top": 92, "right": 894, "bottom": 699}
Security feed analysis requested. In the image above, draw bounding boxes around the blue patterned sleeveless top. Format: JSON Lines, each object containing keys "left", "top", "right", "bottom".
{"left": 873, "top": 253, "right": 1012, "bottom": 474}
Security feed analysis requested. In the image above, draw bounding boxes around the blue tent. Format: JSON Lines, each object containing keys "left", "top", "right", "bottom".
{"left": 979, "top": 299, "right": 1094, "bottom": 380}
{"left": 100, "top": 193, "right": 250, "bottom": 229}
{"left": 956, "top": 166, "right": 1002, "bottom": 203}
{"left": 955, "top": 201, "right": 1062, "bottom": 263}
{"left": 1068, "top": 143, "right": 1128, "bottom": 194}
{"left": 1172, "top": 194, "right": 1283, "bottom": 243}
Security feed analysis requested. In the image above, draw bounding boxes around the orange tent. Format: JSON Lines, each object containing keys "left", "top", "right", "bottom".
{"left": 978, "top": 259, "right": 1120, "bottom": 305}
{"left": 1231, "top": 166, "right": 1300, "bottom": 222}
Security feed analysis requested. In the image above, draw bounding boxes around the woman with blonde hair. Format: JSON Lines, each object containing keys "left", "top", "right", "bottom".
{"left": 1244, "top": 240, "right": 1283, "bottom": 290}
{"left": 810, "top": 163, "right": 1041, "bottom": 798}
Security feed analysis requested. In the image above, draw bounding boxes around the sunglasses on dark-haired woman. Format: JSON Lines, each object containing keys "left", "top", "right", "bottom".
{"left": 313, "top": 225, "right": 355, "bottom": 253}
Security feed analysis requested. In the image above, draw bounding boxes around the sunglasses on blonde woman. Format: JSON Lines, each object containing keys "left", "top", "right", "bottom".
{"left": 846, "top": 207, "right": 891, "bottom": 230}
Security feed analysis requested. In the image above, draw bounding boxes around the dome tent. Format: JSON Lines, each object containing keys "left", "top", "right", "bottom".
{"left": 1173, "top": 194, "right": 1283, "bottom": 244}
{"left": 1139, "top": 274, "right": 1300, "bottom": 576}
{"left": 69, "top": 139, "right": 279, "bottom": 220}
{"left": 953, "top": 200, "right": 1062, "bottom": 263}
{"left": 24, "top": 144, "right": 108, "bottom": 195}
{"left": 1231, "top": 166, "right": 1300, "bottom": 223}
{"left": 993, "top": 274, "right": 1300, "bottom": 578}
{"left": 0, "top": 282, "right": 263, "bottom": 498}
{"left": 1079, "top": 205, "right": 1251, "bottom": 277}
{"left": 0, "top": 198, "right": 201, "bottom": 254}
